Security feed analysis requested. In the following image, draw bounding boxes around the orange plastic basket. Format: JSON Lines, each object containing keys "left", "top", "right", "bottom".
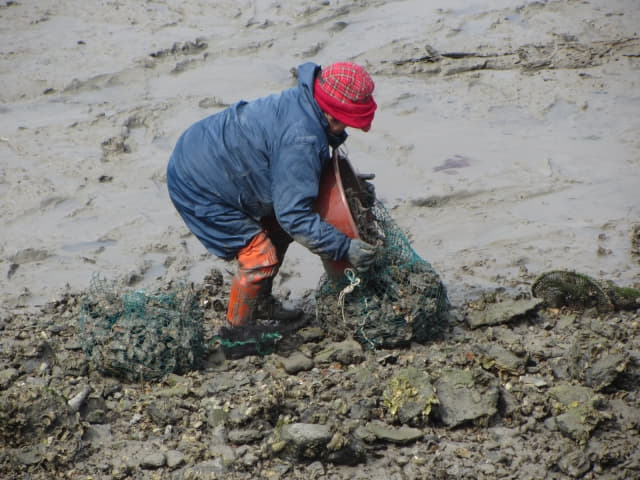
{"left": 315, "top": 151, "right": 368, "bottom": 280}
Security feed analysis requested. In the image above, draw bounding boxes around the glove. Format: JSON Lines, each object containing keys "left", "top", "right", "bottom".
{"left": 357, "top": 173, "right": 376, "bottom": 208}
{"left": 346, "top": 238, "right": 377, "bottom": 271}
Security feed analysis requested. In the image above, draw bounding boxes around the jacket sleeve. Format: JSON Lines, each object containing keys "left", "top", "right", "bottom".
{"left": 271, "top": 138, "right": 351, "bottom": 261}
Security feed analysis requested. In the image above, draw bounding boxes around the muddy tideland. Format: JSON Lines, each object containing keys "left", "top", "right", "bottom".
{"left": 1, "top": 1, "right": 639, "bottom": 479}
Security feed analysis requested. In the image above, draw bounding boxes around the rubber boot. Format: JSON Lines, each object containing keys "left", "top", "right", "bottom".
{"left": 253, "top": 294, "right": 303, "bottom": 322}
{"left": 227, "top": 231, "right": 279, "bottom": 327}
{"left": 253, "top": 217, "right": 303, "bottom": 321}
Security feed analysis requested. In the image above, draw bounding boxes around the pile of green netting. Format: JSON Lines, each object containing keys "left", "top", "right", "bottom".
{"left": 77, "top": 275, "right": 205, "bottom": 382}
{"left": 531, "top": 270, "right": 640, "bottom": 312}
{"left": 315, "top": 199, "right": 450, "bottom": 349}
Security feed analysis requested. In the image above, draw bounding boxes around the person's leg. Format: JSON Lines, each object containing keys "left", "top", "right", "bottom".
{"left": 258, "top": 216, "right": 293, "bottom": 296}
{"left": 251, "top": 216, "right": 302, "bottom": 322}
{"left": 227, "top": 231, "right": 279, "bottom": 327}
{"left": 167, "top": 174, "right": 301, "bottom": 325}
{"left": 228, "top": 219, "right": 302, "bottom": 326}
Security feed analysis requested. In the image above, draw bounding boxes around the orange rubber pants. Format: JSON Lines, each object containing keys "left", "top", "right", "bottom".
{"left": 226, "top": 218, "right": 291, "bottom": 327}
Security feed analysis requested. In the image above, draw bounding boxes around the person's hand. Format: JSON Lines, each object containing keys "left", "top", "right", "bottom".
{"left": 347, "top": 238, "right": 377, "bottom": 271}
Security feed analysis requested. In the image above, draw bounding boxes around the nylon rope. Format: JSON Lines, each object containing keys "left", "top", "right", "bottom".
{"left": 338, "top": 268, "right": 361, "bottom": 324}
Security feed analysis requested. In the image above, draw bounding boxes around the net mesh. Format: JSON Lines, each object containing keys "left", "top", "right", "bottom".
{"left": 531, "top": 270, "right": 640, "bottom": 312}
{"left": 315, "top": 198, "right": 450, "bottom": 349}
{"left": 78, "top": 275, "right": 205, "bottom": 382}
{"left": 76, "top": 153, "right": 451, "bottom": 372}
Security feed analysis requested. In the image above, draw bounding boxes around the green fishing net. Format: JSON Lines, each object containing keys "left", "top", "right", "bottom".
{"left": 531, "top": 270, "right": 640, "bottom": 312}
{"left": 78, "top": 275, "right": 205, "bottom": 382}
{"left": 315, "top": 198, "right": 450, "bottom": 349}
{"left": 77, "top": 152, "right": 451, "bottom": 371}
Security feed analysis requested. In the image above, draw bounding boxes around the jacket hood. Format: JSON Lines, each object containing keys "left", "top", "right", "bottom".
{"left": 297, "top": 62, "right": 348, "bottom": 147}
{"left": 297, "top": 62, "right": 321, "bottom": 97}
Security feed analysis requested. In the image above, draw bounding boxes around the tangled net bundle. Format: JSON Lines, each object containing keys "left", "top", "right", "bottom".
{"left": 531, "top": 270, "right": 640, "bottom": 312}
{"left": 78, "top": 275, "right": 205, "bottom": 382}
{"left": 316, "top": 197, "right": 450, "bottom": 349}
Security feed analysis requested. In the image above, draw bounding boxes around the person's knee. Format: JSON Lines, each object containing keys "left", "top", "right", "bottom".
{"left": 237, "top": 231, "right": 279, "bottom": 272}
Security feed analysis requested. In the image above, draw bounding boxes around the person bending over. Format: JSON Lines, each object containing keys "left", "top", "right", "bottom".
{"left": 167, "top": 62, "right": 378, "bottom": 328}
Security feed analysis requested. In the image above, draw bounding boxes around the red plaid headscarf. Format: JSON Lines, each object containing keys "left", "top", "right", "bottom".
{"left": 313, "top": 62, "right": 377, "bottom": 132}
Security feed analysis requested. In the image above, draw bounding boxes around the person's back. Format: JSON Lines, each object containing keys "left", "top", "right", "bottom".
{"left": 171, "top": 80, "right": 328, "bottom": 220}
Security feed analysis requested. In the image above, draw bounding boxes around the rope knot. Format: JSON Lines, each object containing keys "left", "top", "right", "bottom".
{"left": 338, "top": 268, "right": 361, "bottom": 323}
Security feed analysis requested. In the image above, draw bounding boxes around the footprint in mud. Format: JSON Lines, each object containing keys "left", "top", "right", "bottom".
{"left": 6, "top": 248, "right": 52, "bottom": 279}
{"left": 433, "top": 154, "right": 471, "bottom": 174}
{"left": 8, "top": 247, "right": 51, "bottom": 265}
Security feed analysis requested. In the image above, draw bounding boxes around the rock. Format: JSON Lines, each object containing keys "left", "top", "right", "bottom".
{"left": 228, "top": 402, "right": 255, "bottom": 426}
{"left": 568, "top": 331, "right": 628, "bottom": 390}
{"left": 499, "top": 387, "right": 520, "bottom": 418}
{"left": 518, "top": 375, "right": 549, "bottom": 388}
{"left": 324, "top": 432, "right": 366, "bottom": 465}
{"left": 82, "top": 424, "right": 112, "bottom": 447}
{"left": 365, "top": 420, "right": 424, "bottom": 444}
{"left": 490, "top": 326, "right": 524, "bottom": 349}
{"left": 147, "top": 399, "right": 188, "bottom": 427}
{"left": 349, "top": 397, "right": 376, "bottom": 420}
{"left": 153, "top": 384, "right": 190, "bottom": 398}
{"left": 296, "top": 326, "right": 326, "bottom": 343}
{"left": 61, "top": 353, "right": 89, "bottom": 377}
{"left": 110, "top": 457, "right": 131, "bottom": 480}
{"left": 15, "top": 446, "right": 41, "bottom": 466}
{"left": 556, "top": 314, "right": 578, "bottom": 331}
{"left": 180, "top": 458, "right": 226, "bottom": 479}
{"left": 275, "top": 422, "right": 333, "bottom": 459}
{"left": 314, "top": 340, "right": 364, "bottom": 365}
{"left": 0, "top": 368, "right": 19, "bottom": 389}
{"left": 209, "top": 444, "right": 236, "bottom": 466}
{"left": 67, "top": 385, "right": 91, "bottom": 412}
{"left": 553, "top": 404, "right": 601, "bottom": 444}
{"left": 548, "top": 384, "right": 599, "bottom": 411}
{"left": 487, "top": 425, "right": 520, "bottom": 444}
{"left": 473, "top": 343, "right": 526, "bottom": 375}
{"left": 279, "top": 351, "right": 314, "bottom": 374}
{"left": 281, "top": 422, "right": 332, "bottom": 444}
{"left": 139, "top": 450, "right": 166, "bottom": 469}
{"left": 466, "top": 298, "right": 542, "bottom": 329}
{"left": 64, "top": 339, "right": 84, "bottom": 350}
{"left": 0, "top": 381, "right": 82, "bottom": 468}
{"left": 239, "top": 450, "right": 260, "bottom": 467}
{"left": 166, "top": 450, "right": 185, "bottom": 469}
{"left": 306, "top": 460, "right": 325, "bottom": 476}
{"left": 550, "top": 357, "right": 571, "bottom": 381}
{"left": 609, "top": 398, "right": 640, "bottom": 431}
{"left": 434, "top": 367, "right": 500, "bottom": 427}
{"left": 557, "top": 449, "right": 591, "bottom": 478}
{"left": 209, "top": 424, "right": 227, "bottom": 445}
{"left": 85, "top": 408, "right": 106, "bottom": 423}
{"left": 200, "top": 373, "right": 236, "bottom": 396}
{"left": 227, "top": 428, "right": 264, "bottom": 444}
{"left": 382, "top": 367, "right": 438, "bottom": 425}
{"left": 353, "top": 423, "right": 377, "bottom": 444}
{"left": 206, "top": 406, "right": 229, "bottom": 427}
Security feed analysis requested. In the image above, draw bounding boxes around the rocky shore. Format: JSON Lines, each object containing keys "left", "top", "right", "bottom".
{"left": 1, "top": 275, "right": 639, "bottom": 479}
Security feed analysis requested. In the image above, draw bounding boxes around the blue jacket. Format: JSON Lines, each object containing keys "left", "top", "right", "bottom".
{"left": 167, "top": 62, "right": 351, "bottom": 261}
